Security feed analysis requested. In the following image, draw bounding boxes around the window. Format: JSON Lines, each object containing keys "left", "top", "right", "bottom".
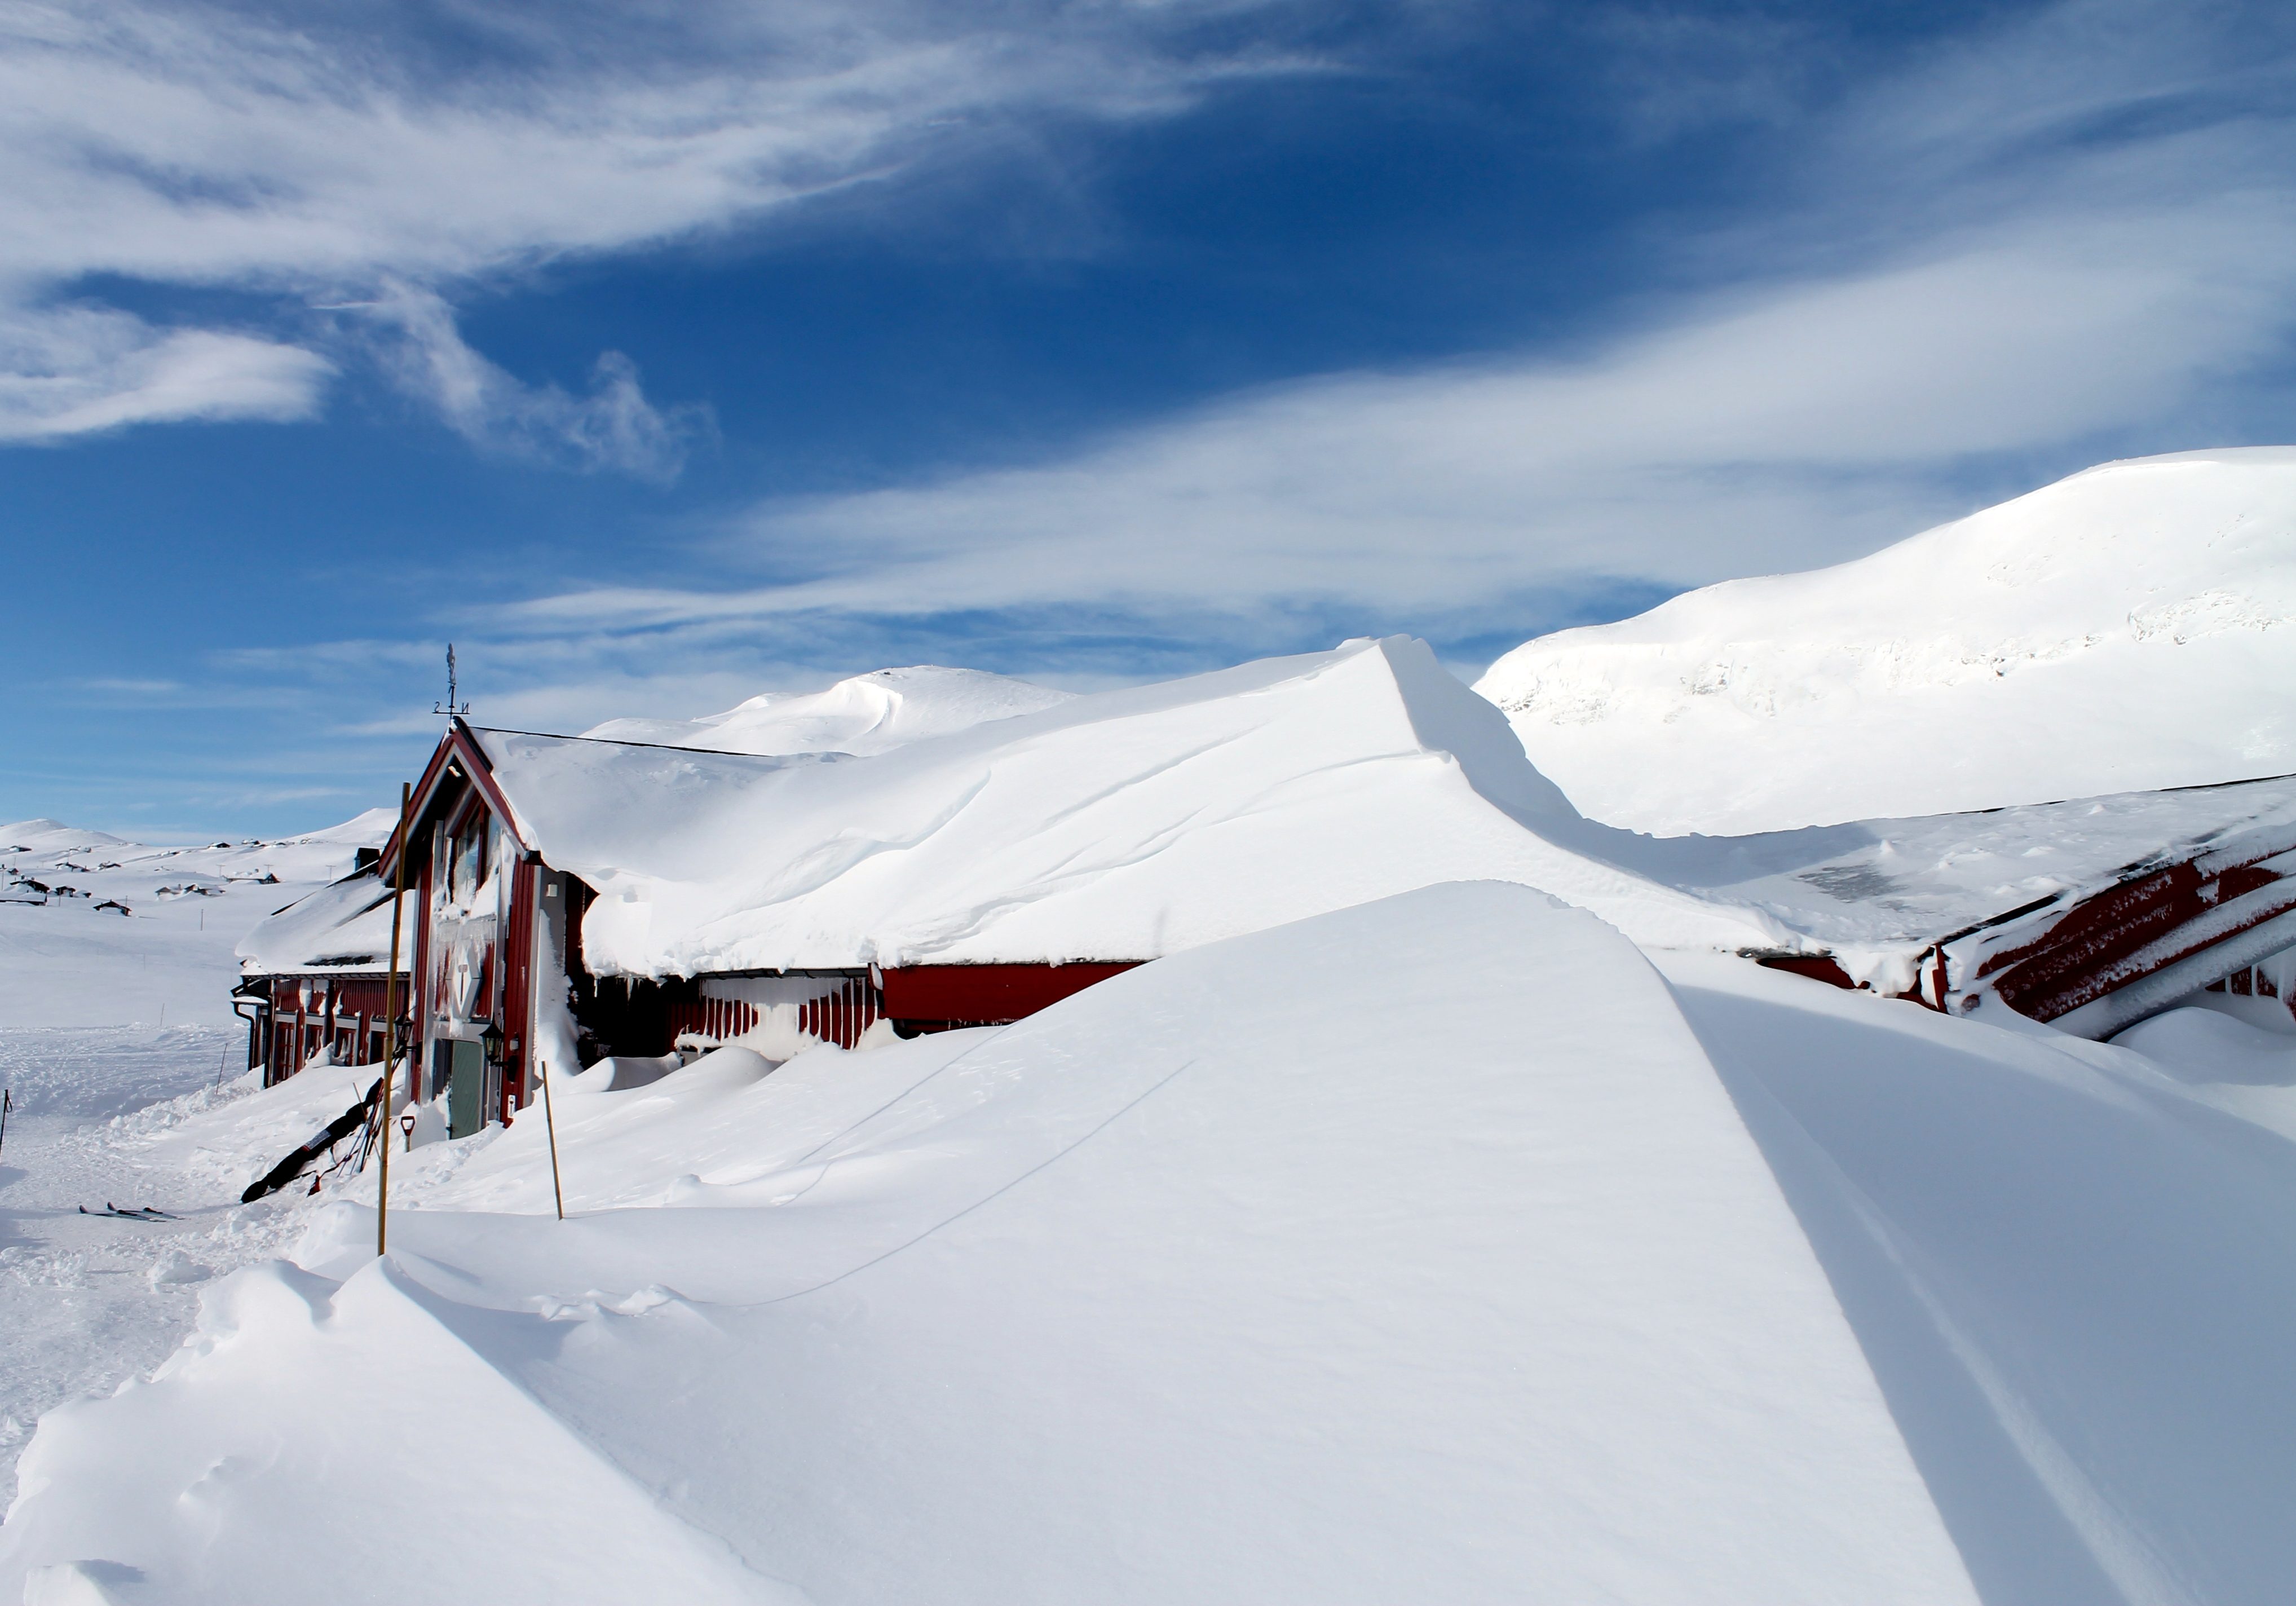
{"left": 451, "top": 813, "right": 487, "bottom": 906}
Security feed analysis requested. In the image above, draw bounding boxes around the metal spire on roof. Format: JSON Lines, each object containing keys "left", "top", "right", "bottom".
{"left": 433, "top": 643, "right": 470, "bottom": 720}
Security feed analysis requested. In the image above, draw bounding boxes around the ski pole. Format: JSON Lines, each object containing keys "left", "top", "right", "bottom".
{"left": 540, "top": 1059, "right": 566, "bottom": 1221}
{"left": 0, "top": 1088, "right": 10, "bottom": 1161}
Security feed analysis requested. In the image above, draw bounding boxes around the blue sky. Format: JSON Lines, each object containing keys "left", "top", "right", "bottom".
{"left": 6, "top": 0, "right": 2296, "bottom": 839}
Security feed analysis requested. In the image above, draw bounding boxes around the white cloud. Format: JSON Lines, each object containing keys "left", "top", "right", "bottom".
{"left": 0, "top": 303, "right": 331, "bottom": 439}
{"left": 506, "top": 189, "right": 2296, "bottom": 629}
{"left": 500, "top": 1, "right": 2296, "bottom": 636}
{"left": 0, "top": 0, "right": 1282, "bottom": 452}
{"left": 357, "top": 284, "right": 705, "bottom": 478}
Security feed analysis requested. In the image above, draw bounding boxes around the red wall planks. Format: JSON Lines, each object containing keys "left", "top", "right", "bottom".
{"left": 878, "top": 961, "right": 1141, "bottom": 1025}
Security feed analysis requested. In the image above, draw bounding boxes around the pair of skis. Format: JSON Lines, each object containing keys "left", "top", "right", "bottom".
{"left": 78, "top": 1203, "right": 179, "bottom": 1221}
{"left": 240, "top": 1075, "right": 386, "bottom": 1203}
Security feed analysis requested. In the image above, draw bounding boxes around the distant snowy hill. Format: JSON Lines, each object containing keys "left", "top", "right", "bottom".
{"left": 583, "top": 665, "right": 1071, "bottom": 756}
{"left": 1476, "top": 448, "right": 2296, "bottom": 834}
{"left": 0, "top": 814, "right": 391, "bottom": 1030}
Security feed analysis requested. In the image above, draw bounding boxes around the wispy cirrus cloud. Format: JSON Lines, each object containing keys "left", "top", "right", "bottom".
{"left": 498, "top": 0, "right": 2296, "bottom": 640}
{"left": 0, "top": 303, "right": 332, "bottom": 440}
{"left": 351, "top": 284, "right": 709, "bottom": 478}
{"left": 0, "top": 0, "right": 1294, "bottom": 461}
{"left": 37, "top": 0, "right": 2296, "bottom": 834}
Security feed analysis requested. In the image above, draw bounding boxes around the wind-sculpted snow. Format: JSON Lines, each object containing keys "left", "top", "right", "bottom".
{"left": 1663, "top": 955, "right": 2296, "bottom": 1606}
{"left": 479, "top": 637, "right": 1786, "bottom": 976}
{"left": 582, "top": 665, "right": 1072, "bottom": 756}
{"left": 0, "top": 884, "right": 1977, "bottom": 1604}
{"left": 1478, "top": 448, "right": 2296, "bottom": 833}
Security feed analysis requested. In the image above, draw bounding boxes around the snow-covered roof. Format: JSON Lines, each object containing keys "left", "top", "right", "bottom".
{"left": 236, "top": 872, "right": 414, "bottom": 977}
{"left": 582, "top": 666, "right": 1072, "bottom": 756}
{"left": 470, "top": 637, "right": 1786, "bottom": 977}
{"left": 1636, "top": 773, "right": 2296, "bottom": 991}
{"left": 1477, "top": 448, "right": 2296, "bottom": 834}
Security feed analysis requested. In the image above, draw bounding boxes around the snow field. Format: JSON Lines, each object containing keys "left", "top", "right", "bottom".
{"left": 0, "top": 884, "right": 1974, "bottom": 1604}
{"left": 1, "top": 814, "right": 388, "bottom": 1030}
{"left": 0, "top": 1028, "right": 351, "bottom": 1511}
{"left": 8, "top": 610, "right": 2296, "bottom": 1604}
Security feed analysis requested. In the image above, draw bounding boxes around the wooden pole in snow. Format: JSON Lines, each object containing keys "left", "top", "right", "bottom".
{"left": 540, "top": 1058, "right": 566, "bottom": 1220}
{"left": 377, "top": 782, "right": 412, "bottom": 1259}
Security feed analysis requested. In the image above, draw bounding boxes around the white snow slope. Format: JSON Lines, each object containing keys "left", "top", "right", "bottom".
{"left": 0, "top": 884, "right": 1982, "bottom": 1605}
{"left": 0, "top": 812, "right": 400, "bottom": 1500}
{"left": 582, "top": 665, "right": 1072, "bottom": 756}
{"left": 1657, "top": 955, "right": 2296, "bottom": 1606}
{"left": 1, "top": 813, "right": 393, "bottom": 1030}
{"left": 485, "top": 636, "right": 1786, "bottom": 980}
{"left": 8, "top": 884, "right": 2296, "bottom": 1603}
{"left": 1477, "top": 448, "right": 2296, "bottom": 835}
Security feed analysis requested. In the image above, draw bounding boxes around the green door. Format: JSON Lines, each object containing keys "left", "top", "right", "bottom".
{"left": 447, "top": 1038, "right": 485, "bottom": 1139}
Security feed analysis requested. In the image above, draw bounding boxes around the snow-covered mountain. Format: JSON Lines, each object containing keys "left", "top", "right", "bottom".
{"left": 582, "top": 665, "right": 1072, "bottom": 756}
{"left": 1476, "top": 448, "right": 2296, "bottom": 835}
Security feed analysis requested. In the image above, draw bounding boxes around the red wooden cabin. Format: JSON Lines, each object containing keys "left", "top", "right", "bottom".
{"left": 373, "top": 721, "right": 1143, "bottom": 1137}
{"left": 1758, "top": 800, "right": 2296, "bottom": 1039}
{"left": 234, "top": 973, "right": 399, "bottom": 1086}
{"left": 232, "top": 867, "right": 411, "bottom": 1084}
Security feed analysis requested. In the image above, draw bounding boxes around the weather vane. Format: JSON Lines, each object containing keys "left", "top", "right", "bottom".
{"left": 434, "top": 643, "right": 470, "bottom": 718}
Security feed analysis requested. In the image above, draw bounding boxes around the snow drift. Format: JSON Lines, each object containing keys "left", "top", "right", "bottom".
{"left": 582, "top": 665, "right": 1071, "bottom": 756}
{"left": 479, "top": 636, "right": 1784, "bottom": 978}
{"left": 0, "top": 883, "right": 1976, "bottom": 1605}
{"left": 1477, "top": 448, "right": 2296, "bottom": 834}
{"left": 11, "top": 889, "right": 2296, "bottom": 1603}
{"left": 1661, "top": 954, "right": 2296, "bottom": 1606}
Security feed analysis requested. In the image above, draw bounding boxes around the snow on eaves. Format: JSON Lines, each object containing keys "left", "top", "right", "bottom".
{"left": 472, "top": 637, "right": 1789, "bottom": 977}
{"left": 235, "top": 872, "right": 413, "bottom": 977}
